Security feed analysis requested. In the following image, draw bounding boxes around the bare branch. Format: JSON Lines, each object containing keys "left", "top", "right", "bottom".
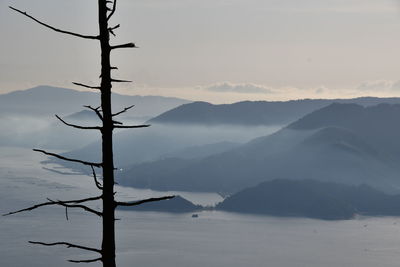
{"left": 47, "top": 198, "right": 102, "bottom": 217}
{"left": 72, "top": 82, "right": 101, "bottom": 90}
{"left": 114, "top": 124, "right": 150, "bottom": 129}
{"left": 115, "top": 196, "right": 175, "bottom": 207}
{"left": 108, "top": 24, "right": 120, "bottom": 37}
{"left": 107, "top": 0, "right": 117, "bottom": 20}
{"left": 83, "top": 105, "right": 103, "bottom": 121}
{"left": 111, "top": 43, "right": 137, "bottom": 50}
{"left": 3, "top": 195, "right": 101, "bottom": 216}
{"left": 29, "top": 241, "right": 101, "bottom": 254}
{"left": 67, "top": 196, "right": 103, "bottom": 204}
{"left": 69, "top": 258, "right": 103, "bottom": 264}
{"left": 111, "top": 78, "right": 132, "bottom": 83}
{"left": 90, "top": 166, "right": 103, "bottom": 190}
{"left": 9, "top": 6, "right": 99, "bottom": 40}
{"left": 109, "top": 24, "right": 120, "bottom": 31}
{"left": 33, "top": 149, "right": 103, "bottom": 168}
{"left": 112, "top": 105, "right": 135, "bottom": 117}
{"left": 3, "top": 201, "right": 58, "bottom": 216}
{"left": 65, "top": 206, "right": 69, "bottom": 221}
{"left": 55, "top": 115, "right": 102, "bottom": 130}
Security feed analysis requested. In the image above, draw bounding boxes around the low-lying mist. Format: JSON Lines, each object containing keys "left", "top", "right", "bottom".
{"left": 47, "top": 123, "right": 283, "bottom": 171}
{"left": 0, "top": 114, "right": 101, "bottom": 150}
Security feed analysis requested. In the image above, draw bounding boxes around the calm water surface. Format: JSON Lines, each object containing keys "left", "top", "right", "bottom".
{"left": 1, "top": 147, "right": 400, "bottom": 267}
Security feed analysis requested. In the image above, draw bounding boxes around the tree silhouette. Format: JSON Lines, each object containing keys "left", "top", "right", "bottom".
{"left": 4, "top": 1, "right": 173, "bottom": 266}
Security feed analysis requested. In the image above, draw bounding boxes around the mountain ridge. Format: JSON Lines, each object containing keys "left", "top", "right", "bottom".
{"left": 119, "top": 103, "right": 400, "bottom": 194}
{"left": 217, "top": 179, "right": 400, "bottom": 220}
{"left": 0, "top": 85, "right": 189, "bottom": 118}
{"left": 149, "top": 97, "right": 400, "bottom": 126}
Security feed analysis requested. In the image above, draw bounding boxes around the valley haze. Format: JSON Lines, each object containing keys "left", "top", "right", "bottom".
{"left": 4, "top": 85, "right": 400, "bottom": 212}
{"left": 3, "top": 85, "right": 400, "bottom": 266}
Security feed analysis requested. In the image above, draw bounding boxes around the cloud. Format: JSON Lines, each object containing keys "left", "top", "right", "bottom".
{"left": 357, "top": 80, "right": 393, "bottom": 91}
{"left": 201, "top": 82, "right": 275, "bottom": 94}
{"left": 357, "top": 80, "right": 400, "bottom": 92}
{"left": 115, "top": 80, "right": 400, "bottom": 105}
{"left": 390, "top": 81, "right": 400, "bottom": 91}
{"left": 314, "top": 86, "right": 328, "bottom": 94}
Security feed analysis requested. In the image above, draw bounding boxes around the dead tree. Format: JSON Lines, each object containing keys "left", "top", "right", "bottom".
{"left": 5, "top": 1, "right": 173, "bottom": 266}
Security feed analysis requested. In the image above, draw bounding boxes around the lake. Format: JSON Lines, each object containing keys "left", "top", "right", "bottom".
{"left": 2, "top": 147, "right": 400, "bottom": 267}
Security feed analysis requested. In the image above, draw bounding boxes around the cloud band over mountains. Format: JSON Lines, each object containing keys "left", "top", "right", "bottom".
{"left": 357, "top": 80, "right": 400, "bottom": 92}
{"left": 200, "top": 82, "right": 275, "bottom": 94}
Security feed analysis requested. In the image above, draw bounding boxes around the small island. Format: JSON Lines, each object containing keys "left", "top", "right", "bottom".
{"left": 117, "top": 195, "right": 202, "bottom": 213}
{"left": 217, "top": 179, "right": 400, "bottom": 220}
{"left": 118, "top": 179, "right": 400, "bottom": 220}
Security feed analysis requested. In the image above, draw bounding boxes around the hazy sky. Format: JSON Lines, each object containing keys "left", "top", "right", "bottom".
{"left": 1, "top": 0, "right": 400, "bottom": 103}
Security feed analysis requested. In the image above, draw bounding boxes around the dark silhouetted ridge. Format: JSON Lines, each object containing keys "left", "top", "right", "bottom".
{"left": 217, "top": 180, "right": 400, "bottom": 220}
{"left": 117, "top": 196, "right": 201, "bottom": 213}
{"left": 149, "top": 98, "right": 400, "bottom": 126}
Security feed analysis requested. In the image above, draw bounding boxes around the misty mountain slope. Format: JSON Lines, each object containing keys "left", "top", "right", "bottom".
{"left": 57, "top": 127, "right": 188, "bottom": 169}
{"left": 289, "top": 102, "right": 400, "bottom": 131}
{"left": 289, "top": 103, "right": 400, "bottom": 156}
{"left": 116, "top": 130, "right": 303, "bottom": 191}
{"left": 0, "top": 85, "right": 190, "bottom": 149}
{"left": 118, "top": 158, "right": 197, "bottom": 189}
{"left": 278, "top": 128, "right": 396, "bottom": 187}
{"left": 216, "top": 179, "right": 400, "bottom": 219}
{"left": 148, "top": 97, "right": 400, "bottom": 126}
{"left": 118, "top": 103, "right": 400, "bottom": 193}
{"left": 162, "top": 141, "right": 240, "bottom": 160}
{"left": 119, "top": 127, "right": 398, "bottom": 193}
{"left": 51, "top": 124, "right": 277, "bottom": 172}
{"left": 301, "top": 127, "right": 380, "bottom": 159}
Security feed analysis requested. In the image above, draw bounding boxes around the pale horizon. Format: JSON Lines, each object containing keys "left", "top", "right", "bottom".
{"left": 2, "top": 0, "right": 400, "bottom": 103}
{"left": 4, "top": 82, "right": 400, "bottom": 105}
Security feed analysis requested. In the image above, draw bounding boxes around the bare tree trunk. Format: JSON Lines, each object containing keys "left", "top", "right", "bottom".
{"left": 98, "top": 1, "right": 116, "bottom": 266}
{"left": 6, "top": 2, "right": 175, "bottom": 266}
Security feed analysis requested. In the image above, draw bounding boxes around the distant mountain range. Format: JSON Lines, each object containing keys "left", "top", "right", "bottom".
{"left": 217, "top": 179, "right": 400, "bottom": 220}
{"left": 38, "top": 94, "right": 400, "bottom": 195}
{"left": 50, "top": 96, "right": 400, "bottom": 168}
{"left": 118, "top": 102, "right": 400, "bottom": 194}
{"left": 0, "top": 86, "right": 189, "bottom": 149}
{"left": 149, "top": 97, "right": 400, "bottom": 126}
{"left": 0, "top": 85, "right": 189, "bottom": 118}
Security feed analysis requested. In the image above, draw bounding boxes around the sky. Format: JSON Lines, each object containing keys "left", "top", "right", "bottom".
{"left": 1, "top": 0, "right": 400, "bottom": 103}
